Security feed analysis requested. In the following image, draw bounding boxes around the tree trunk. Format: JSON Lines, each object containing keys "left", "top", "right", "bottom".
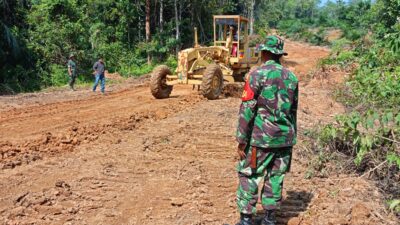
{"left": 160, "top": 0, "right": 164, "bottom": 32}
{"left": 174, "top": 0, "right": 180, "bottom": 54}
{"left": 249, "top": 0, "right": 255, "bottom": 35}
{"left": 197, "top": 13, "right": 205, "bottom": 43}
{"left": 137, "top": 2, "right": 142, "bottom": 42}
{"left": 145, "top": 0, "right": 151, "bottom": 65}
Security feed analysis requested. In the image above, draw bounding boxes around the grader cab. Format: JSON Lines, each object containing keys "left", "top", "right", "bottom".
{"left": 150, "top": 15, "right": 260, "bottom": 100}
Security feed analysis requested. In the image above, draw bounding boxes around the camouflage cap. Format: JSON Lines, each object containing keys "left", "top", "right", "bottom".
{"left": 258, "top": 35, "right": 288, "bottom": 56}
{"left": 69, "top": 53, "right": 75, "bottom": 58}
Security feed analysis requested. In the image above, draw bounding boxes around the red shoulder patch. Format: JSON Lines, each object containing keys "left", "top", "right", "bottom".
{"left": 242, "top": 80, "right": 254, "bottom": 101}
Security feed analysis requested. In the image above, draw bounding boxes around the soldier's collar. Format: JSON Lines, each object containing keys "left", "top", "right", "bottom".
{"left": 264, "top": 60, "right": 280, "bottom": 65}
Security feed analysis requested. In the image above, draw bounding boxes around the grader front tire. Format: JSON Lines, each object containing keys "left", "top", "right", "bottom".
{"left": 201, "top": 64, "right": 224, "bottom": 100}
{"left": 150, "top": 65, "right": 173, "bottom": 99}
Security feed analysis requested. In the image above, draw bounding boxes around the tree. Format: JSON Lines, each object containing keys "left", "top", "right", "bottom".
{"left": 160, "top": 0, "right": 164, "bottom": 32}
{"left": 174, "top": 0, "right": 180, "bottom": 53}
{"left": 247, "top": 0, "right": 256, "bottom": 35}
{"left": 146, "top": 0, "right": 151, "bottom": 64}
{"left": 0, "top": 0, "right": 37, "bottom": 93}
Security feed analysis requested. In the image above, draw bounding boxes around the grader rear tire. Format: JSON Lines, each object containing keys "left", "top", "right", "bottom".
{"left": 150, "top": 65, "right": 173, "bottom": 99}
{"left": 201, "top": 64, "right": 223, "bottom": 100}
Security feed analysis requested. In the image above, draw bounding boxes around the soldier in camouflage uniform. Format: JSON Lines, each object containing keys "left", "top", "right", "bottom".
{"left": 67, "top": 54, "right": 77, "bottom": 91}
{"left": 234, "top": 36, "right": 298, "bottom": 225}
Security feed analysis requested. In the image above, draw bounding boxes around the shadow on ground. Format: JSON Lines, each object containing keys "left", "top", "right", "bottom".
{"left": 255, "top": 190, "right": 313, "bottom": 225}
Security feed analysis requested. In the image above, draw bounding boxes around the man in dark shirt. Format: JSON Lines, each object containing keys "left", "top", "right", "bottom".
{"left": 92, "top": 57, "right": 106, "bottom": 94}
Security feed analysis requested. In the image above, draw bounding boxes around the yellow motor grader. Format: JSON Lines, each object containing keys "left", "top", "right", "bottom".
{"left": 150, "top": 15, "right": 260, "bottom": 100}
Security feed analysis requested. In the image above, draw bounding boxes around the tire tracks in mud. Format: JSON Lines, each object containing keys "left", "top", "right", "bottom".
{"left": 0, "top": 86, "right": 204, "bottom": 170}
{"left": 0, "top": 96, "right": 394, "bottom": 225}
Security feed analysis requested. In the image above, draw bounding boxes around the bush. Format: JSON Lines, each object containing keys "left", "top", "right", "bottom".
{"left": 331, "top": 38, "right": 352, "bottom": 54}
{"left": 336, "top": 51, "right": 356, "bottom": 66}
{"left": 309, "top": 110, "right": 400, "bottom": 199}
{"left": 48, "top": 64, "right": 69, "bottom": 86}
{"left": 319, "top": 50, "right": 356, "bottom": 69}
{"left": 348, "top": 67, "right": 400, "bottom": 108}
{"left": 342, "top": 27, "right": 365, "bottom": 41}
{"left": 165, "top": 55, "right": 177, "bottom": 70}
{"left": 277, "top": 19, "right": 329, "bottom": 46}
{"left": 0, "top": 65, "right": 40, "bottom": 94}
{"left": 119, "top": 63, "right": 154, "bottom": 77}
{"left": 318, "top": 39, "right": 356, "bottom": 68}
{"left": 118, "top": 54, "right": 177, "bottom": 77}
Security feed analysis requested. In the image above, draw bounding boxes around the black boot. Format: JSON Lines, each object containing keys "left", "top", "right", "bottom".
{"left": 235, "top": 213, "right": 253, "bottom": 225}
{"left": 261, "top": 210, "right": 276, "bottom": 225}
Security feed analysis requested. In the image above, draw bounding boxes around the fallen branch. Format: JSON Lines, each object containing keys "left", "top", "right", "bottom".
{"left": 359, "top": 159, "right": 388, "bottom": 179}
{"left": 375, "top": 134, "right": 400, "bottom": 145}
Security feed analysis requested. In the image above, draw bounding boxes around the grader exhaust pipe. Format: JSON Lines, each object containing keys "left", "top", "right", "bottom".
{"left": 194, "top": 27, "right": 199, "bottom": 48}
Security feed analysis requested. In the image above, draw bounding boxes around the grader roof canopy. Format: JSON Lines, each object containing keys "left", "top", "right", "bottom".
{"left": 213, "top": 15, "right": 249, "bottom": 22}
{"left": 215, "top": 18, "right": 237, "bottom": 26}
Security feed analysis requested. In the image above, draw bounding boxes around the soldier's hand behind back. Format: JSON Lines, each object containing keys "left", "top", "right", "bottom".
{"left": 237, "top": 143, "right": 246, "bottom": 160}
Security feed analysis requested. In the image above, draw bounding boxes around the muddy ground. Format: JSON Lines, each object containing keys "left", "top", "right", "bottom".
{"left": 0, "top": 40, "right": 398, "bottom": 225}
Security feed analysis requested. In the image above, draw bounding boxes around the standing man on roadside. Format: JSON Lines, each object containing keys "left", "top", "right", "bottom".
{"left": 92, "top": 57, "right": 106, "bottom": 94}
{"left": 234, "top": 36, "right": 298, "bottom": 225}
{"left": 67, "top": 54, "right": 77, "bottom": 91}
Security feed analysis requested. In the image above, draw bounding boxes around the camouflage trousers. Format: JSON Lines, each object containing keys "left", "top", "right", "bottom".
{"left": 69, "top": 74, "right": 77, "bottom": 89}
{"left": 236, "top": 146, "right": 292, "bottom": 214}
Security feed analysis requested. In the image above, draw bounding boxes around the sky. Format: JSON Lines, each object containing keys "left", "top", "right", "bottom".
{"left": 319, "top": 0, "right": 351, "bottom": 6}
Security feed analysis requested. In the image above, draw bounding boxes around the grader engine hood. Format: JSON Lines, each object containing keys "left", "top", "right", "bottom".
{"left": 174, "top": 46, "right": 231, "bottom": 84}
{"left": 177, "top": 50, "right": 189, "bottom": 81}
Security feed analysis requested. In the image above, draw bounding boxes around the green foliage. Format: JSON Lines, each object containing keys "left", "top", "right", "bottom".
{"left": 318, "top": 110, "right": 400, "bottom": 168}
{"left": 388, "top": 199, "right": 400, "bottom": 213}
{"left": 119, "top": 63, "right": 154, "bottom": 77}
{"left": 331, "top": 38, "right": 352, "bottom": 54}
{"left": 118, "top": 55, "right": 178, "bottom": 76}
{"left": 318, "top": 38, "right": 355, "bottom": 68}
{"left": 388, "top": 153, "right": 400, "bottom": 169}
{"left": 49, "top": 64, "right": 69, "bottom": 86}
{"left": 310, "top": 111, "right": 400, "bottom": 201}
{"left": 165, "top": 55, "right": 178, "bottom": 69}
{"left": 255, "top": 0, "right": 375, "bottom": 46}
{"left": 335, "top": 50, "right": 356, "bottom": 68}
{"left": 1, "top": 0, "right": 248, "bottom": 93}
{"left": 0, "top": 1, "right": 38, "bottom": 94}
{"left": 277, "top": 20, "right": 329, "bottom": 46}
{"left": 0, "top": 65, "right": 39, "bottom": 94}
{"left": 348, "top": 66, "right": 400, "bottom": 108}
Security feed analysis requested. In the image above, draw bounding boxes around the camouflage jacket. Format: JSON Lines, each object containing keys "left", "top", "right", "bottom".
{"left": 236, "top": 60, "right": 298, "bottom": 148}
{"left": 67, "top": 59, "right": 77, "bottom": 76}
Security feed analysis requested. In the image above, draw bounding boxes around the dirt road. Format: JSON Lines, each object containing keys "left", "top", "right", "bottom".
{"left": 0, "top": 40, "right": 397, "bottom": 225}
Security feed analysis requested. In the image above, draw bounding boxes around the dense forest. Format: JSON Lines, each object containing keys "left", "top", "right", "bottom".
{"left": 1, "top": 0, "right": 396, "bottom": 93}
{"left": 5, "top": 0, "right": 259, "bottom": 92}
